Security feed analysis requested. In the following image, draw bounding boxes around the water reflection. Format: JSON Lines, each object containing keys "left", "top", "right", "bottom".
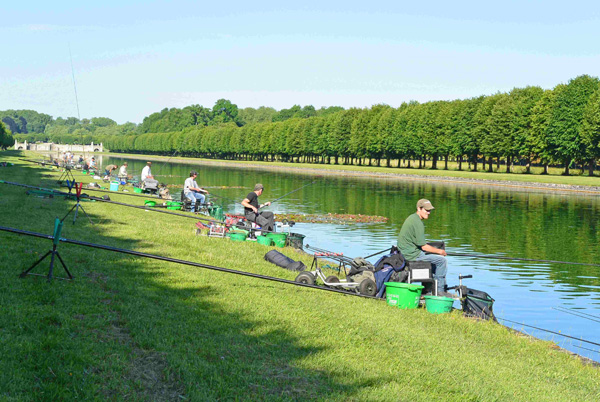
{"left": 104, "top": 156, "right": 600, "bottom": 361}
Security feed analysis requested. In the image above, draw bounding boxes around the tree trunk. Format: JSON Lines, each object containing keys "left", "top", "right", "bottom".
{"left": 589, "top": 158, "right": 596, "bottom": 176}
{"left": 525, "top": 157, "right": 531, "bottom": 174}
{"left": 472, "top": 154, "right": 478, "bottom": 171}
{"left": 505, "top": 156, "right": 511, "bottom": 173}
{"left": 386, "top": 157, "right": 391, "bottom": 167}
{"left": 563, "top": 160, "right": 570, "bottom": 176}
{"left": 444, "top": 154, "right": 449, "bottom": 170}
{"left": 431, "top": 154, "right": 438, "bottom": 169}
{"left": 487, "top": 156, "right": 493, "bottom": 172}
{"left": 458, "top": 156, "right": 462, "bottom": 171}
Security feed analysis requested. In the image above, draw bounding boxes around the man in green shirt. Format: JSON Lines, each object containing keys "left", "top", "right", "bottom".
{"left": 398, "top": 199, "right": 448, "bottom": 295}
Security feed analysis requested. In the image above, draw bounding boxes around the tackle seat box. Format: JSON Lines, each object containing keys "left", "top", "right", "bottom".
{"left": 406, "top": 260, "right": 437, "bottom": 295}
{"left": 406, "top": 261, "right": 433, "bottom": 281}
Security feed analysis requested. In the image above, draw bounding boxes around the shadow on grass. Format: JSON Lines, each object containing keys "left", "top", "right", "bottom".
{"left": 0, "top": 152, "right": 351, "bottom": 399}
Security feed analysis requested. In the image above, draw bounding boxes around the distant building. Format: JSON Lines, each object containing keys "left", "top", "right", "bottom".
{"left": 14, "top": 141, "right": 103, "bottom": 153}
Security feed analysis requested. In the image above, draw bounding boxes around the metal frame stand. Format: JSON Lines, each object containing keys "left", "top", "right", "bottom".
{"left": 19, "top": 218, "right": 73, "bottom": 281}
{"left": 57, "top": 166, "right": 76, "bottom": 185}
{"left": 62, "top": 182, "right": 93, "bottom": 225}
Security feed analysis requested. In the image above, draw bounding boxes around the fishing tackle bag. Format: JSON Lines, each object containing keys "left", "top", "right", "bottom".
{"left": 264, "top": 250, "right": 306, "bottom": 272}
{"left": 461, "top": 288, "right": 496, "bottom": 321}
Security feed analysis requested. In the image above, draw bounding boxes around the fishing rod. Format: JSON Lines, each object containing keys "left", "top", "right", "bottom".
{"left": 153, "top": 150, "right": 180, "bottom": 177}
{"left": 69, "top": 185, "right": 160, "bottom": 200}
{"left": 264, "top": 180, "right": 316, "bottom": 207}
{"left": 0, "top": 179, "right": 219, "bottom": 224}
{"left": 4, "top": 223, "right": 597, "bottom": 354}
{"left": 445, "top": 251, "right": 600, "bottom": 268}
{"left": 363, "top": 244, "right": 600, "bottom": 268}
{"left": 0, "top": 225, "right": 377, "bottom": 300}
{"left": 19, "top": 158, "right": 60, "bottom": 168}
{"left": 552, "top": 307, "right": 600, "bottom": 324}
{"left": 497, "top": 316, "right": 600, "bottom": 348}
{"left": 83, "top": 195, "right": 220, "bottom": 224}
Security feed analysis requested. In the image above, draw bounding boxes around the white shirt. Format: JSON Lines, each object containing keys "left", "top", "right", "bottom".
{"left": 119, "top": 165, "right": 127, "bottom": 176}
{"left": 141, "top": 165, "right": 151, "bottom": 181}
{"left": 184, "top": 177, "right": 199, "bottom": 194}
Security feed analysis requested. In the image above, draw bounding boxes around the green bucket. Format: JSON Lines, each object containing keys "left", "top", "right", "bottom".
{"left": 273, "top": 237, "right": 286, "bottom": 248}
{"left": 229, "top": 233, "right": 247, "bottom": 242}
{"left": 166, "top": 201, "right": 182, "bottom": 210}
{"left": 229, "top": 229, "right": 250, "bottom": 237}
{"left": 256, "top": 235, "right": 273, "bottom": 246}
{"left": 144, "top": 200, "right": 156, "bottom": 207}
{"left": 133, "top": 187, "right": 143, "bottom": 194}
{"left": 423, "top": 295, "right": 454, "bottom": 314}
{"left": 266, "top": 232, "right": 288, "bottom": 242}
{"left": 82, "top": 170, "right": 87, "bottom": 174}
{"left": 384, "top": 282, "right": 424, "bottom": 309}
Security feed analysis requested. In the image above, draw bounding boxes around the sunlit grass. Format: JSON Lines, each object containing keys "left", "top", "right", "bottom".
{"left": 1, "top": 150, "right": 600, "bottom": 400}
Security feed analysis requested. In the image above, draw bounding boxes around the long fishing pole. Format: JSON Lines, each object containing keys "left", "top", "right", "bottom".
{"left": 446, "top": 251, "right": 600, "bottom": 268}
{"left": 0, "top": 179, "right": 219, "bottom": 224}
{"left": 153, "top": 150, "right": 179, "bottom": 177}
{"left": 497, "top": 316, "right": 600, "bottom": 348}
{"left": 552, "top": 307, "right": 600, "bottom": 324}
{"left": 264, "top": 180, "right": 316, "bottom": 207}
{"left": 4, "top": 223, "right": 598, "bottom": 354}
{"left": 558, "top": 307, "right": 600, "bottom": 321}
{"left": 70, "top": 185, "right": 160, "bottom": 200}
{"left": 0, "top": 225, "right": 377, "bottom": 299}
{"left": 363, "top": 244, "right": 600, "bottom": 268}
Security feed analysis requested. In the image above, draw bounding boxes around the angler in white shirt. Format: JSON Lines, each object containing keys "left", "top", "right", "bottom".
{"left": 184, "top": 170, "right": 209, "bottom": 211}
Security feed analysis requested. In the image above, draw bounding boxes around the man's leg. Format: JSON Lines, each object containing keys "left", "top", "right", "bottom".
{"left": 415, "top": 252, "right": 447, "bottom": 293}
{"left": 185, "top": 192, "right": 197, "bottom": 211}
{"left": 256, "top": 211, "right": 275, "bottom": 232}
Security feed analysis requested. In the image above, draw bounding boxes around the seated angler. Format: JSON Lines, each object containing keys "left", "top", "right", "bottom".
{"left": 183, "top": 170, "right": 209, "bottom": 212}
{"left": 397, "top": 199, "right": 451, "bottom": 297}
{"left": 241, "top": 183, "right": 274, "bottom": 232}
{"left": 118, "top": 162, "right": 128, "bottom": 180}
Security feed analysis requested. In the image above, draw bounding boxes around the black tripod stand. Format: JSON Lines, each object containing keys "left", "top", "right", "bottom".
{"left": 63, "top": 182, "right": 94, "bottom": 225}
{"left": 57, "top": 165, "right": 76, "bottom": 185}
{"left": 19, "top": 218, "right": 74, "bottom": 281}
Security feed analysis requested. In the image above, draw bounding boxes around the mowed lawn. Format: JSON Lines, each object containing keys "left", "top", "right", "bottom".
{"left": 1, "top": 151, "right": 599, "bottom": 401}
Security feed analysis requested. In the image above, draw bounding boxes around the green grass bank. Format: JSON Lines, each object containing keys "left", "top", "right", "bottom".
{"left": 101, "top": 151, "right": 600, "bottom": 191}
{"left": 1, "top": 150, "right": 600, "bottom": 400}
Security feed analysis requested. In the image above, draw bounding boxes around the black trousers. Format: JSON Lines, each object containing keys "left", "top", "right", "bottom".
{"left": 245, "top": 211, "right": 274, "bottom": 232}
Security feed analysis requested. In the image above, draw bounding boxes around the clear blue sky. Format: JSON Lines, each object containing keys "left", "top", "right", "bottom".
{"left": 1, "top": 1, "right": 598, "bottom": 124}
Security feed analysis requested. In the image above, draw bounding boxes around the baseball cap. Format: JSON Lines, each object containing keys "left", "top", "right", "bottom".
{"left": 417, "top": 199, "right": 435, "bottom": 210}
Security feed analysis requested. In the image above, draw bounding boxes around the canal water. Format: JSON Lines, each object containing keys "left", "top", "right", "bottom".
{"left": 102, "top": 155, "right": 600, "bottom": 362}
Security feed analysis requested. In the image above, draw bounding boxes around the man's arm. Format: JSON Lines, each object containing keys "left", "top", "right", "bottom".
{"left": 241, "top": 198, "right": 257, "bottom": 213}
{"left": 421, "top": 244, "right": 447, "bottom": 256}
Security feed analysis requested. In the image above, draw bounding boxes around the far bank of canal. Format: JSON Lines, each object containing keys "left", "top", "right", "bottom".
{"left": 97, "top": 153, "right": 600, "bottom": 361}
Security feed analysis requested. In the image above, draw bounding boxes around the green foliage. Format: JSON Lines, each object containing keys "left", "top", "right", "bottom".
{"left": 547, "top": 75, "right": 600, "bottom": 172}
{"left": 581, "top": 85, "right": 600, "bottom": 164}
{"left": 237, "top": 106, "right": 277, "bottom": 124}
{"left": 272, "top": 105, "right": 318, "bottom": 122}
{"left": 4, "top": 76, "right": 600, "bottom": 174}
{"left": 0, "top": 122, "right": 15, "bottom": 149}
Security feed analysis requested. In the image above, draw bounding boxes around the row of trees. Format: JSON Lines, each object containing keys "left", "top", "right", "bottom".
{"left": 105, "top": 75, "right": 600, "bottom": 175}
{"left": 5, "top": 100, "right": 345, "bottom": 145}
